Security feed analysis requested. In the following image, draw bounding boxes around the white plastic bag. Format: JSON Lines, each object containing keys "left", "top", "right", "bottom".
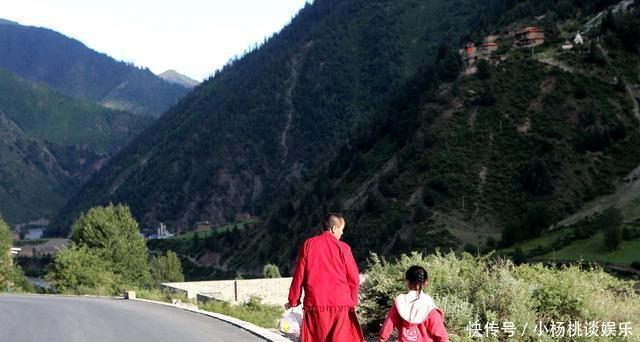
{"left": 278, "top": 309, "right": 302, "bottom": 337}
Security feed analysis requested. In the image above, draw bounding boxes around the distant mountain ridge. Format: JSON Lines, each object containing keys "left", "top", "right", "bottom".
{"left": 0, "top": 19, "right": 18, "bottom": 26}
{"left": 0, "top": 19, "right": 189, "bottom": 117}
{"left": 159, "top": 70, "right": 199, "bottom": 88}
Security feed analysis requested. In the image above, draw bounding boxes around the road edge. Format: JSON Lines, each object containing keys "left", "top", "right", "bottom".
{"left": 130, "top": 298, "right": 292, "bottom": 342}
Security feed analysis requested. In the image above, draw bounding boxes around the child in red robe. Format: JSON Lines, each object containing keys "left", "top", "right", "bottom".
{"left": 379, "top": 265, "right": 449, "bottom": 342}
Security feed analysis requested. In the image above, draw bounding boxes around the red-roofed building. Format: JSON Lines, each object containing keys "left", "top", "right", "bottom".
{"left": 234, "top": 212, "right": 251, "bottom": 222}
{"left": 480, "top": 42, "right": 499, "bottom": 54}
{"left": 514, "top": 26, "right": 545, "bottom": 47}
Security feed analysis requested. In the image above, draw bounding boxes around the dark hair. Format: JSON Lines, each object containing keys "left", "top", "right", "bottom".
{"left": 406, "top": 265, "right": 428, "bottom": 299}
{"left": 322, "top": 213, "right": 344, "bottom": 231}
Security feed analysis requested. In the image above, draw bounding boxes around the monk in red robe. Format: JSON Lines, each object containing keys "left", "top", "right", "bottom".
{"left": 286, "top": 213, "right": 365, "bottom": 342}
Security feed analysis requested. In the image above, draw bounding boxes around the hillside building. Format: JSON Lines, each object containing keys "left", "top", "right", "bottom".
{"left": 25, "top": 228, "right": 44, "bottom": 240}
{"left": 484, "top": 34, "right": 499, "bottom": 43}
{"left": 194, "top": 221, "right": 213, "bottom": 232}
{"left": 156, "top": 222, "right": 173, "bottom": 239}
{"left": 234, "top": 212, "right": 251, "bottom": 222}
{"left": 513, "top": 26, "right": 545, "bottom": 47}
{"left": 479, "top": 42, "right": 499, "bottom": 55}
{"left": 459, "top": 36, "right": 504, "bottom": 75}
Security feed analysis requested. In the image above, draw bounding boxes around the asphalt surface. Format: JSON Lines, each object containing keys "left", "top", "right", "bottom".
{"left": 0, "top": 295, "right": 267, "bottom": 342}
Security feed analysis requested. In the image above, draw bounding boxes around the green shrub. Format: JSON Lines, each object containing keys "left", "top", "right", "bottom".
{"left": 360, "top": 251, "right": 640, "bottom": 340}
{"left": 0, "top": 217, "right": 33, "bottom": 293}
{"left": 262, "top": 263, "right": 281, "bottom": 278}
{"left": 70, "top": 204, "right": 152, "bottom": 287}
{"left": 46, "top": 245, "right": 118, "bottom": 295}
{"left": 47, "top": 204, "right": 153, "bottom": 295}
{"left": 0, "top": 217, "right": 14, "bottom": 289}
{"left": 150, "top": 251, "right": 185, "bottom": 284}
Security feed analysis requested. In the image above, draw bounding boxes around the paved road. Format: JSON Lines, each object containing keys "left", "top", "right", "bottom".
{"left": 0, "top": 295, "right": 266, "bottom": 342}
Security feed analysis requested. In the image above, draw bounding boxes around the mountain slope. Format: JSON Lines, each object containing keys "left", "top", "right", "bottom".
{"left": 0, "top": 20, "right": 188, "bottom": 117}
{"left": 255, "top": 0, "right": 640, "bottom": 267}
{"left": 158, "top": 70, "right": 199, "bottom": 88}
{"left": 0, "top": 68, "right": 151, "bottom": 224}
{"left": 170, "top": 0, "right": 640, "bottom": 274}
{"left": 53, "top": 0, "right": 511, "bottom": 235}
{"left": 0, "top": 110, "right": 75, "bottom": 223}
{"left": 229, "top": 60, "right": 638, "bottom": 272}
{"left": 0, "top": 68, "right": 150, "bottom": 153}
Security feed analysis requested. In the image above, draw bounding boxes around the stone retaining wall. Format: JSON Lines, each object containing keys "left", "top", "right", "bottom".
{"left": 162, "top": 277, "right": 294, "bottom": 306}
{"left": 163, "top": 275, "right": 365, "bottom": 306}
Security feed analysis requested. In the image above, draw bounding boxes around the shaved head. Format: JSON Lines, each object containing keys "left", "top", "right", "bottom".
{"left": 322, "top": 213, "right": 344, "bottom": 231}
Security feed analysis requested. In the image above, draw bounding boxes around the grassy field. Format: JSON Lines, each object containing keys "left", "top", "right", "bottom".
{"left": 499, "top": 226, "right": 640, "bottom": 266}
{"left": 498, "top": 228, "right": 570, "bottom": 255}
{"left": 542, "top": 232, "right": 640, "bottom": 265}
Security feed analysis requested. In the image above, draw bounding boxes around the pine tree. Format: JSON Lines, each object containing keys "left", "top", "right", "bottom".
{"left": 192, "top": 232, "right": 201, "bottom": 250}
{"left": 604, "top": 225, "right": 622, "bottom": 251}
{"left": 602, "top": 208, "right": 623, "bottom": 251}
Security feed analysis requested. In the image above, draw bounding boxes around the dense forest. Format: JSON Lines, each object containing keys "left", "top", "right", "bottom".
{"left": 43, "top": 0, "right": 640, "bottom": 278}
{"left": 142, "top": 0, "right": 640, "bottom": 277}
{"left": 52, "top": 0, "right": 519, "bottom": 235}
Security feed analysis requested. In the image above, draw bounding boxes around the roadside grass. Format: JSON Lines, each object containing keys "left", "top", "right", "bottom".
{"left": 198, "top": 296, "right": 284, "bottom": 329}
{"left": 135, "top": 288, "right": 193, "bottom": 304}
{"left": 137, "top": 289, "right": 283, "bottom": 329}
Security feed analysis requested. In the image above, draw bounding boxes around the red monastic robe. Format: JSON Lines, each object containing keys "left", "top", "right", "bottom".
{"left": 288, "top": 231, "right": 365, "bottom": 342}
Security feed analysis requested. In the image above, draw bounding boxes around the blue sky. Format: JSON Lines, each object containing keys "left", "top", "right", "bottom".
{"left": 3, "top": 0, "right": 310, "bottom": 81}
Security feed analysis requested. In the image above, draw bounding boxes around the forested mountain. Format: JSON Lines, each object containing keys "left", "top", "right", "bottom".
{"left": 0, "top": 109, "right": 75, "bottom": 224}
{"left": 0, "top": 20, "right": 188, "bottom": 117}
{"left": 158, "top": 70, "right": 199, "bottom": 88}
{"left": 144, "top": 0, "right": 639, "bottom": 278}
{"left": 0, "top": 69, "right": 149, "bottom": 153}
{"left": 231, "top": 0, "right": 640, "bottom": 271}
{"left": 53, "top": 0, "right": 516, "bottom": 235}
{"left": 0, "top": 68, "right": 150, "bottom": 224}
{"left": 53, "top": 0, "right": 639, "bottom": 276}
